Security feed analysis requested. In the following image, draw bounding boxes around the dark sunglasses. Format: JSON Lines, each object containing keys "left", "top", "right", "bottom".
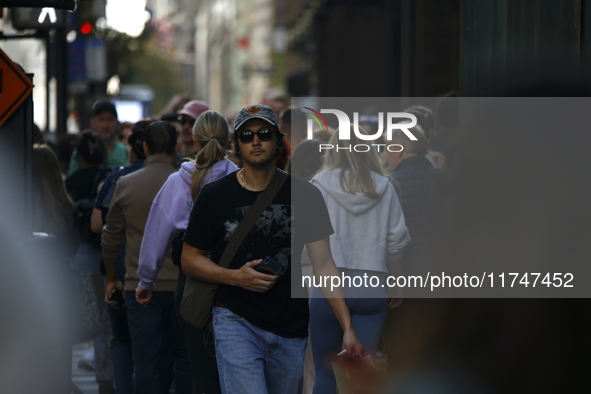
{"left": 177, "top": 116, "right": 196, "bottom": 127}
{"left": 238, "top": 128, "right": 275, "bottom": 143}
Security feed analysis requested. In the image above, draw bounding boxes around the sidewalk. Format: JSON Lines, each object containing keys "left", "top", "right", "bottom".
{"left": 70, "top": 344, "right": 175, "bottom": 393}
{"left": 71, "top": 343, "right": 98, "bottom": 394}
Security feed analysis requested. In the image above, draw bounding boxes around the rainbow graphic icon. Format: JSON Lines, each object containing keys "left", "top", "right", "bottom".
{"left": 302, "top": 107, "right": 328, "bottom": 139}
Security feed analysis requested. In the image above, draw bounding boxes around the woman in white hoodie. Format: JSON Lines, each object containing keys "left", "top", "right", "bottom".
{"left": 137, "top": 110, "right": 238, "bottom": 394}
{"left": 309, "top": 128, "right": 410, "bottom": 394}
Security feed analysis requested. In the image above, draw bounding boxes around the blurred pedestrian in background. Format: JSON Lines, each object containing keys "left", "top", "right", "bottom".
{"left": 290, "top": 139, "right": 324, "bottom": 181}
{"left": 33, "top": 145, "right": 78, "bottom": 243}
{"left": 65, "top": 131, "right": 114, "bottom": 393}
{"left": 15, "top": 145, "right": 80, "bottom": 393}
{"left": 57, "top": 134, "right": 80, "bottom": 178}
{"left": 68, "top": 101, "right": 128, "bottom": 175}
{"left": 117, "top": 122, "right": 134, "bottom": 147}
{"left": 66, "top": 131, "right": 109, "bottom": 202}
{"left": 102, "top": 121, "right": 190, "bottom": 394}
{"left": 90, "top": 120, "right": 150, "bottom": 394}
{"left": 404, "top": 105, "right": 446, "bottom": 169}
{"left": 386, "top": 125, "right": 447, "bottom": 276}
{"left": 176, "top": 100, "right": 210, "bottom": 161}
{"left": 280, "top": 106, "right": 308, "bottom": 151}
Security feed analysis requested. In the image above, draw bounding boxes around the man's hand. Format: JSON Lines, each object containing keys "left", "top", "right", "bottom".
{"left": 136, "top": 287, "right": 153, "bottom": 305}
{"left": 105, "top": 279, "right": 124, "bottom": 308}
{"left": 235, "top": 259, "right": 277, "bottom": 292}
{"left": 341, "top": 328, "right": 364, "bottom": 357}
{"left": 182, "top": 245, "right": 277, "bottom": 291}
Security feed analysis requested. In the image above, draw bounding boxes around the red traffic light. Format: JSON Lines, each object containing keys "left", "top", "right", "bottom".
{"left": 80, "top": 22, "right": 93, "bottom": 34}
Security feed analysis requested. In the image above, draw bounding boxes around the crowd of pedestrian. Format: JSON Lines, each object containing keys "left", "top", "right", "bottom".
{"left": 32, "top": 95, "right": 450, "bottom": 394}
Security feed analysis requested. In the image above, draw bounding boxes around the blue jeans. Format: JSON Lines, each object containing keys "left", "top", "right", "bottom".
{"left": 212, "top": 307, "right": 307, "bottom": 394}
{"left": 309, "top": 271, "right": 389, "bottom": 394}
{"left": 126, "top": 291, "right": 191, "bottom": 394}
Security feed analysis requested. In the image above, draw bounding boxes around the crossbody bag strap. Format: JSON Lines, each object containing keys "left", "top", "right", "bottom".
{"left": 217, "top": 170, "right": 288, "bottom": 269}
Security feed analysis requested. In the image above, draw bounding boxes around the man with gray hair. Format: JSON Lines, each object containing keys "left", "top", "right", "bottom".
{"left": 386, "top": 125, "right": 446, "bottom": 274}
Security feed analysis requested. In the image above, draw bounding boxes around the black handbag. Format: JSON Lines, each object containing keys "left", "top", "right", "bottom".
{"left": 179, "top": 170, "right": 288, "bottom": 328}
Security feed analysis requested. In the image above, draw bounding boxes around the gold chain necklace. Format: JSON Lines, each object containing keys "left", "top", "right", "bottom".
{"left": 239, "top": 168, "right": 246, "bottom": 189}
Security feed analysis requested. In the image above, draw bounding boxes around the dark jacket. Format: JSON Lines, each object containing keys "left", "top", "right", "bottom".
{"left": 389, "top": 155, "right": 446, "bottom": 272}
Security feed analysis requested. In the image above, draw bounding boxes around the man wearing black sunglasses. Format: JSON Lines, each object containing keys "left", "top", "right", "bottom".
{"left": 177, "top": 100, "right": 210, "bottom": 160}
{"left": 181, "top": 105, "right": 363, "bottom": 393}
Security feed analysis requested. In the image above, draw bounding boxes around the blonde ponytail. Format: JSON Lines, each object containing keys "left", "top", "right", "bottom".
{"left": 190, "top": 111, "right": 231, "bottom": 200}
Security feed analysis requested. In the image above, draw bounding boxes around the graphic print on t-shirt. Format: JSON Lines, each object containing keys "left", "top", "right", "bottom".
{"left": 223, "top": 203, "right": 292, "bottom": 267}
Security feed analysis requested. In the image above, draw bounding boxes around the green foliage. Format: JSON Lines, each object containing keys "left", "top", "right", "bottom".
{"left": 103, "top": 27, "right": 185, "bottom": 115}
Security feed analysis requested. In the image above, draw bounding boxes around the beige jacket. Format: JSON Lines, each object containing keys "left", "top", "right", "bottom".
{"left": 102, "top": 155, "right": 178, "bottom": 292}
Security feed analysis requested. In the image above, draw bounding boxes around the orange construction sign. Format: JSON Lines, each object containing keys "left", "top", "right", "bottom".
{"left": 0, "top": 48, "right": 34, "bottom": 125}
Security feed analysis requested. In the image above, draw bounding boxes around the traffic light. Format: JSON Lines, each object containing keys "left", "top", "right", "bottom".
{"left": 80, "top": 22, "right": 92, "bottom": 35}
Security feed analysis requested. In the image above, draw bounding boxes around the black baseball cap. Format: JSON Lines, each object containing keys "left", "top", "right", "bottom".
{"left": 92, "top": 100, "right": 118, "bottom": 118}
{"left": 234, "top": 104, "right": 279, "bottom": 130}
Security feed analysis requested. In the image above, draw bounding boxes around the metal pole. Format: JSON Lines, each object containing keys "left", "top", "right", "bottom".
{"left": 24, "top": 73, "right": 34, "bottom": 237}
{"left": 55, "top": 27, "right": 67, "bottom": 139}
{"left": 45, "top": 32, "right": 51, "bottom": 133}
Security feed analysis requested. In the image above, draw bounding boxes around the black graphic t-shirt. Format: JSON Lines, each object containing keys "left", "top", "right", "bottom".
{"left": 183, "top": 171, "right": 333, "bottom": 338}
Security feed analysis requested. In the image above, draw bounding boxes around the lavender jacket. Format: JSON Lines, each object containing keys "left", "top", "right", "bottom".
{"left": 137, "top": 159, "right": 238, "bottom": 290}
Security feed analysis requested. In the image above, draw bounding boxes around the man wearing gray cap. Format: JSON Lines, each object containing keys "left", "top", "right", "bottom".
{"left": 176, "top": 100, "right": 210, "bottom": 160}
{"left": 181, "top": 105, "right": 363, "bottom": 393}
